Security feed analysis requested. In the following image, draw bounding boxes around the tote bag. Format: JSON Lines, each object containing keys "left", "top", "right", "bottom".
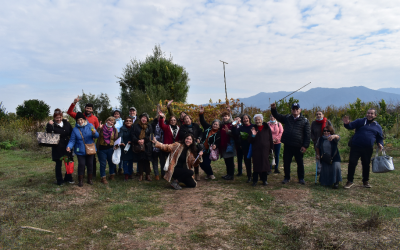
{"left": 372, "top": 148, "right": 394, "bottom": 173}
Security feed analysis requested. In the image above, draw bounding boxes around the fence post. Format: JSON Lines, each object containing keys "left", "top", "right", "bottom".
{"left": 241, "top": 102, "right": 244, "bottom": 114}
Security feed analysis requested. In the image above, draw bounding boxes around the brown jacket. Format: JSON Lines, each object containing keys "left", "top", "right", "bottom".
{"left": 154, "top": 141, "right": 202, "bottom": 182}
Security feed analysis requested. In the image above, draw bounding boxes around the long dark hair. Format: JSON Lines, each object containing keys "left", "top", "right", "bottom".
{"left": 180, "top": 133, "right": 198, "bottom": 153}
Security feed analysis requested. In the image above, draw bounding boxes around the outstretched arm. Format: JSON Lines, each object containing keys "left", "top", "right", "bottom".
{"left": 270, "top": 103, "right": 286, "bottom": 124}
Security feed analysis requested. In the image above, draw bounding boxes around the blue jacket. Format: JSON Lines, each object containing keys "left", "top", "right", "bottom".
{"left": 67, "top": 123, "right": 99, "bottom": 155}
{"left": 344, "top": 118, "right": 384, "bottom": 148}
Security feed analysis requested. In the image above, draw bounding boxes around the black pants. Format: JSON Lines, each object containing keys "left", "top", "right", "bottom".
{"left": 152, "top": 151, "right": 166, "bottom": 176}
{"left": 243, "top": 148, "right": 252, "bottom": 178}
{"left": 77, "top": 155, "right": 94, "bottom": 176}
{"left": 253, "top": 172, "right": 268, "bottom": 183}
{"left": 236, "top": 146, "right": 243, "bottom": 174}
{"left": 54, "top": 159, "right": 73, "bottom": 185}
{"left": 199, "top": 152, "right": 214, "bottom": 175}
{"left": 138, "top": 160, "right": 151, "bottom": 175}
{"left": 224, "top": 157, "right": 235, "bottom": 176}
{"left": 347, "top": 146, "right": 373, "bottom": 182}
{"left": 92, "top": 155, "right": 97, "bottom": 176}
{"left": 283, "top": 145, "right": 305, "bottom": 180}
{"left": 172, "top": 168, "right": 196, "bottom": 187}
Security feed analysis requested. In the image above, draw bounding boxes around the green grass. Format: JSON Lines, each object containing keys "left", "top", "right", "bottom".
{"left": 1, "top": 148, "right": 400, "bottom": 249}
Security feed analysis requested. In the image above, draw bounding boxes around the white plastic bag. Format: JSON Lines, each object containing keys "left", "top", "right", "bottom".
{"left": 112, "top": 147, "right": 121, "bottom": 165}
{"left": 372, "top": 148, "right": 394, "bottom": 173}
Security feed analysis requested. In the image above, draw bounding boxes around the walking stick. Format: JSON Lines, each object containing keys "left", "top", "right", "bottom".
{"left": 275, "top": 82, "right": 311, "bottom": 104}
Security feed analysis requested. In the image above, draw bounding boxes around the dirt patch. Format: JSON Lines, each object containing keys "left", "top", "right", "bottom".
{"left": 59, "top": 185, "right": 96, "bottom": 208}
{"left": 269, "top": 188, "right": 310, "bottom": 203}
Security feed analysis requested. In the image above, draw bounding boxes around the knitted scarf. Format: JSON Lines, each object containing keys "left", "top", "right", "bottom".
{"left": 138, "top": 120, "right": 148, "bottom": 140}
{"left": 316, "top": 117, "right": 328, "bottom": 136}
{"left": 102, "top": 125, "right": 114, "bottom": 144}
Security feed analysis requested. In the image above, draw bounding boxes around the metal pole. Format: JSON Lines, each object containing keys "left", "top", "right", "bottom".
{"left": 220, "top": 60, "right": 228, "bottom": 101}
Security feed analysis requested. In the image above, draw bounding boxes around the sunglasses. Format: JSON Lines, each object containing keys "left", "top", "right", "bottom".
{"left": 323, "top": 130, "right": 330, "bottom": 132}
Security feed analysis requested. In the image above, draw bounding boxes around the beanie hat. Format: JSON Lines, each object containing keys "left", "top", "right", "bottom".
{"left": 75, "top": 112, "right": 86, "bottom": 121}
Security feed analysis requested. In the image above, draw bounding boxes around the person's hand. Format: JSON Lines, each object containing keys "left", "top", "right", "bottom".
{"left": 114, "top": 145, "right": 119, "bottom": 150}
{"left": 139, "top": 139, "right": 144, "bottom": 145}
{"left": 151, "top": 137, "right": 157, "bottom": 144}
{"left": 212, "top": 144, "right": 216, "bottom": 150}
{"left": 378, "top": 143, "right": 383, "bottom": 151}
{"left": 199, "top": 105, "right": 204, "bottom": 115}
{"left": 127, "top": 141, "right": 131, "bottom": 144}
{"left": 66, "top": 147, "right": 71, "bottom": 153}
{"left": 158, "top": 111, "right": 165, "bottom": 118}
{"left": 199, "top": 151, "right": 203, "bottom": 156}
{"left": 342, "top": 115, "right": 350, "bottom": 124}
{"left": 49, "top": 120, "right": 54, "bottom": 125}
{"left": 327, "top": 135, "right": 338, "bottom": 141}
{"left": 300, "top": 147, "right": 307, "bottom": 154}
{"left": 222, "top": 125, "right": 229, "bottom": 131}
{"left": 120, "top": 143, "right": 125, "bottom": 147}
{"left": 99, "top": 121, "right": 103, "bottom": 130}
{"left": 91, "top": 129, "right": 96, "bottom": 135}
{"left": 73, "top": 95, "right": 82, "bottom": 104}
{"left": 273, "top": 138, "right": 277, "bottom": 143}
{"left": 167, "top": 100, "right": 173, "bottom": 108}
{"left": 251, "top": 127, "right": 258, "bottom": 136}
{"left": 197, "top": 139, "right": 200, "bottom": 144}
{"left": 271, "top": 103, "right": 276, "bottom": 109}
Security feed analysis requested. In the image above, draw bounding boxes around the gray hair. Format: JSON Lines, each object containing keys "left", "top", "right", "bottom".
{"left": 368, "top": 108, "right": 378, "bottom": 116}
{"left": 212, "top": 119, "right": 221, "bottom": 126}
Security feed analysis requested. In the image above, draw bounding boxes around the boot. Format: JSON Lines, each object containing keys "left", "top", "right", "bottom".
{"left": 155, "top": 175, "right": 160, "bottom": 181}
{"left": 78, "top": 175, "right": 84, "bottom": 187}
{"left": 124, "top": 174, "right": 129, "bottom": 181}
{"left": 139, "top": 174, "right": 143, "bottom": 181}
{"left": 101, "top": 176, "right": 108, "bottom": 184}
{"left": 146, "top": 174, "right": 152, "bottom": 181}
{"left": 109, "top": 174, "right": 115, "bottom": 181}
{"left": 87, "top": 174, "right": 93, "bottom": 185}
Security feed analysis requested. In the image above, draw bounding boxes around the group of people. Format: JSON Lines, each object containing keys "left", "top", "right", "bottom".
{"left": 47, "top": 96, "right": 384, "bottom": 190}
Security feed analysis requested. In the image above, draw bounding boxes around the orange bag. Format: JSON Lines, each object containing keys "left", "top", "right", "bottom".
{"left": 63, "top": 154, "right": 75, "bottom": 174}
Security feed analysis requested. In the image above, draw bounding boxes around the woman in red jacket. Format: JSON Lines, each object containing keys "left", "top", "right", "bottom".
{"left": 158, "top": 111, "right": 179, "bottom": 178}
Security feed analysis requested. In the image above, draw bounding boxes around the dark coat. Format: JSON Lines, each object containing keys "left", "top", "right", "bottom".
{"left": 232, "top": 123, "right": 254, "bottom": 152}
{"left": 248, "top": 123, "right": 274, "bottom": 173}
{"left": 131, "top": 123, "right": 153, "bottom": 161}
{"left": 271, "top": 108, "right": 311, "bottom": 148}
{"left": 178, "top": 123, "right": 203, "bottom": 142}
{"left": 46, "top": 119, "right": 73, "bottom": 161}
{"left": 317, "top": 136, "right": 341, "bottom": 163}
{"left": 199, "top": 114, "right": 221, "bottom": 153}
{"left": 311, "top": 119, "right": 332, "bottom": 146}
{"left": 119, "top": 125, "right": 138, "bottom": 162}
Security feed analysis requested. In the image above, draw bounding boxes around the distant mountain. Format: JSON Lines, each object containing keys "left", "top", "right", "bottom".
{"left": 238, "top": 86, "right": 400, "bottom": 110}
{"left": 378, "top": 88, "right": 400, "bottom": 95}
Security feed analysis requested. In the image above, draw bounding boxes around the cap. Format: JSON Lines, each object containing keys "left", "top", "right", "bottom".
{"left": 129, "top": 107, "right": 137, "bottom": 111}
{"left": 291, "top": 103, "right": 300, "bottom": 109}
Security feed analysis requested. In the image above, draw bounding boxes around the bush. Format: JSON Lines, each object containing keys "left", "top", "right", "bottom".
{"left": 16, "top": 99, "right": 50, "bottom": 121}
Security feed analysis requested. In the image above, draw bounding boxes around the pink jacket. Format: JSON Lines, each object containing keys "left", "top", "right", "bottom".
{"left": 267, "top": 121, "right": 283, "bottom": 144}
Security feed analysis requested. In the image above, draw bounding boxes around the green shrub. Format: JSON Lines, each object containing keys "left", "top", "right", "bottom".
{"left": 16, "top": 99, "right": 50, "bottom": 121}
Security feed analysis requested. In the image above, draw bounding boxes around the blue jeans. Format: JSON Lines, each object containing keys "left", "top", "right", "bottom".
{"left": 123, "top": 160, "right": 134, "bottom": 175}
{"left": 98, "top": 148, "right": 116, "bottom": 177}
{"left": 199, "top": 152, "right": 214, "bottom": 176}
{"left": 271, "top": 143, "right": 281, "bottom": 171}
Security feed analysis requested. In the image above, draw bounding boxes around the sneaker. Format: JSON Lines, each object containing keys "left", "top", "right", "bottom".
{"left": 363, "top": 181, "right": 372, "bottom": 188}
{"left": 282, "top": 179, "right": 290, "bottom": 184}
{"left": 221, "top": 174, "right": 229, "bottom": 179}
{"left": 170, "top": 181, "right": 182, "bottom": 190}
{"left": 205, "top": 175, "right": 216, "bottom": 180}
{"left": 299, "top": 179, "right": 306, "bottom": 185}
{"left": 344, "top": 181, "right": 354, "bottom": 189}
{"left": 195, "top": 174, "right": 200, "bottom": 181}
{"left": 224, "top": 175, "right": 234, "bottom": 180}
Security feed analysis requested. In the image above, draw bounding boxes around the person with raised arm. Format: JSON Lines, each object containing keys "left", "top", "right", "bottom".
{"left": 198, "top": 105, "right": 220, "bottom": 180}
{"left": 152, "top": 134, "right": 203, "bottom": 190}
{"left": 249, "top": 114, "right": 274, "bottom": 186}
{"left": 158, "top": 109, "right": 179, "bottom": 179}
{"left": 232, "top": 114, "right": 254, "bottom": 183}
{"left": 150, "top": 109, "right": 164, "bottom": 181}
{"left": 267, "top": 114, "right": 283, "bottom": 174}
{"left": 131, "top": 113, "right": 153, "bottom": 181}
{"left": 46, "top": 109, "right": 74, "bottom": 185}
{"left": 67, "top": 95, "right": 100, "bottom": 177}
{"left": 342, "top": 109, "right": 383, "bottom": 189}
{"left": 66, "top": 112, "right": 99, "bottom": 187}
{"left": 271, "top": 102, "right": 311, "bottom": 185}
{"left": 311, "top": 111, "right": 332, "bottom": 175}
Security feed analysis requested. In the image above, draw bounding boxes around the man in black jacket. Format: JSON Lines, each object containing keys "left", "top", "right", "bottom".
{"left": 271, "top": 103, "right": 311, "bottom": 184}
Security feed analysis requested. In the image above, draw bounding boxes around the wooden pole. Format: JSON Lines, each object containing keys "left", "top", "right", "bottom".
{"left": 220, "top": 60, "right": 228, "bottom": 101}
{"left": 241, "top": 102, "right": 244, "bottom": 114}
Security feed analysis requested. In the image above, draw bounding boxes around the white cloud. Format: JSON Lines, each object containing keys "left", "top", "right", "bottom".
{"left": 0, "top": 0, "right": 399, "bottom": 113}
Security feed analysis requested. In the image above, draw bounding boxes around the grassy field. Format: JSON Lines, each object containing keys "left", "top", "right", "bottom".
{"left": 0, "top": 148, "right": 399, "bottom": 250}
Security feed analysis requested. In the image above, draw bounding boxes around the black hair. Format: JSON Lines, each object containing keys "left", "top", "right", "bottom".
{"left": 241, "top": 114, "right": 252, "bottom": 124}
{"left": 85, "top": 103, "right": 94, "bottom": 108}
{"left": 180, "top": 133, "right": 198, "bottom": 153}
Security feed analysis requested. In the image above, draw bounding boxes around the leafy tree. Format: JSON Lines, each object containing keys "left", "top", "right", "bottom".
{"left": 77, "top": 91, "right": 112, "bottom": 123}
{"left": 375, "top": 99, "right": 397, "bottom": 136}
{"left": 16, "top": 99, "right": 50, "bottom": 121}
{"left": 118, "top": 45, "right": 190, "bottom": 117}
{"left": 274, "top": 97, "right": 300, "bottom": 115}
{"left": 0, "top": 101, "right": 8, "bottom": 119}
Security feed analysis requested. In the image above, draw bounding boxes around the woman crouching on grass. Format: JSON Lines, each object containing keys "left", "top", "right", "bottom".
{"left": 66, "top": 112, "right": 99, "bottom": 187}
{"left": 152, "top": 134, "right": 203, "bottom": 190}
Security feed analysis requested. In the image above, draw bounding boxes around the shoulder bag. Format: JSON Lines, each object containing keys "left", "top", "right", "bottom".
{"left": 78, "top": 128, "right": 96, "bottom": 155}
{"left": 372, "top": 148, "right": 394, "bottom": 173}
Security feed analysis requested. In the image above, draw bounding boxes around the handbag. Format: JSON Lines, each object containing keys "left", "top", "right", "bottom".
{"left": 372, "top": 148, "right": 394, "bottom": 173}
{"left": 209, "top": 145, "right": 219, "bottom": 161}
{"left": 63, "top": 153, "right": 75, "bottom": 174}
{"left": 132, "top": 143, "right": 145, "bottom": 153}
{"left": 36, "top": 125, "right": 60, "bottom": 147}
{"left": 164, "top": 145, "right": 181, "bottom": 171}
{"left": 77, "top": 128, "right": 96, "bottom": 155}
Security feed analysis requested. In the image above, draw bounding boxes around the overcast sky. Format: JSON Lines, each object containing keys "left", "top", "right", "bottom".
{"left": 1, "top": 0, "right": 399, "bottom": 113}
